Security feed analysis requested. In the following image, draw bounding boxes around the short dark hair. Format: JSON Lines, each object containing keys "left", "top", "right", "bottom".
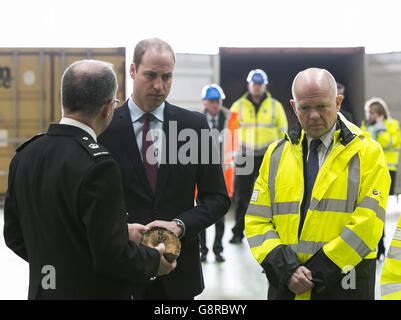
{"left": 133, "top": 38, "right": 175, "bottom": 68}
{"left": 61, "top": 59, "right": 117, "bottom": 117}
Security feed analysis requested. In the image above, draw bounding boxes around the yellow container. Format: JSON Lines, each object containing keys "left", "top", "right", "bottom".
{"left": 0, "top": 48, "right": 126, "bottom": 199}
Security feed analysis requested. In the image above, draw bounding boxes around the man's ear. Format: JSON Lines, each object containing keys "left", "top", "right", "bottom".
{"left": 101, "top": 102, "right": 113, "bottom": 119}
{"left": 290, "top": 99, "right": 297, "bottom": 115}
{"left": 336, "top": 95, "right": 343, "bottom": 112}
{"left": 130, "top": 63, "right": 136, "bottom": 80}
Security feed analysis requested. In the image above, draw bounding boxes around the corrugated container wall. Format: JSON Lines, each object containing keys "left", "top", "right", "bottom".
{"left": 0, "top": 48, "right": 126, "bottom": 200}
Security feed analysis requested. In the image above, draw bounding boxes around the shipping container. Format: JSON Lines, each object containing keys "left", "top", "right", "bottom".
{"left": 0, "top": 48, "right": 126, "bottom": 200}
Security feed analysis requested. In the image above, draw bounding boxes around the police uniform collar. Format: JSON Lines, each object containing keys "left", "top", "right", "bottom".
{"left": 59, "top": 117, "right": 97, "bottom": 142}
{"left": 47, "top": 123, "right": 96, "bottom": 142}
{"left": 47, "top": 124, "right": 110, "bottom": 160}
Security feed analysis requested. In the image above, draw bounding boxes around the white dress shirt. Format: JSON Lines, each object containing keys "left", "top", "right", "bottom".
{"left": 128, "top": 96, "right": 164, "bottom": 165}
{"left": 206, "top": 112, "right": 219, "bottom": 130}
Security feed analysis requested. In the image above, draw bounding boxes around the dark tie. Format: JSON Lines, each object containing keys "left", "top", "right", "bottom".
{"left": 211, "top": 117, "right": 217, "bottom": 129}
{"left": 142, "top": 113, "right": 157, "bottom": 194}
{"left": 299, "top": 139, "right": 322, "bottom": 235}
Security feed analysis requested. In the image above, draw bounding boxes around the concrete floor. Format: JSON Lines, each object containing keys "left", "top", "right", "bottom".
{"left": 0, "top": 195, "right": 400, "bottom": 300}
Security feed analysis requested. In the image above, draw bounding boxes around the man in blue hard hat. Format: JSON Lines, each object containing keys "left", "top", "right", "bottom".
{"left": 230, "top": 69, "right": 288, "bottom": 244}
{"left": 199, "top": 84, "right": 238, "bottom": 262}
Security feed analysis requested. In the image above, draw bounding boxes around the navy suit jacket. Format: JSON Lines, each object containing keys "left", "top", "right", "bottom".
{"left": 98, "top": 100, "right": 230, "bottom": 298}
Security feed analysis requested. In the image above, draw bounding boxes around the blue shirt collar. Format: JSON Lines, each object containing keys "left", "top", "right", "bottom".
{"left": 128, "top": 96, "right": 165, "bottom": 123}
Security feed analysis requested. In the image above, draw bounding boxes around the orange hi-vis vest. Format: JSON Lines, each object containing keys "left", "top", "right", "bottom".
{"left": 223, "top": 111, "right": 239, "bottom": 197}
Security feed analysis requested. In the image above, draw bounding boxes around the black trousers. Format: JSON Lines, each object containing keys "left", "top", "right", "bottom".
{"left": 377, "top": 170, "right": 397, "bottom": 256}
{"left": 199, "top": 217, "right": 225, "bottom": 255}
{"left": 232, "top": 155, "right": 265, "bottom": 238}
{"left": 389, "top": 170, "right": 397, "bottom": 195}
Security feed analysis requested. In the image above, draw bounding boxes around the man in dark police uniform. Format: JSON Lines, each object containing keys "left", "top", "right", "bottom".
{"left": 3, "top": 59, "right": 176, "bottom": 299}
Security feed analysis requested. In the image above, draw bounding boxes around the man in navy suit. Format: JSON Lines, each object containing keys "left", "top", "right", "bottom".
{"left": 99, "top": 38, "right": 230, "bottom": 299}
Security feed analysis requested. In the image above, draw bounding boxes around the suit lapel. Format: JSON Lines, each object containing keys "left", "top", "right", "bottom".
{"left": 218, "top": 110, "right": 226, "bottom": 131}
{"left": 118, "top": 103, "right": 154, "bottom": 196}
{"left": 155, "top": 102, "right": 174, "bottom": 205}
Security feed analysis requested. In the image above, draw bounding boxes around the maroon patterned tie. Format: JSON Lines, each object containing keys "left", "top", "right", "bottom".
{"left": 142, "top": 113, "right": 157, "bottom": 194}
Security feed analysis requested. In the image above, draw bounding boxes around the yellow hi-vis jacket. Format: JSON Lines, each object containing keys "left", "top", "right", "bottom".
{"left": 230, "top": 91, "right": 288, "bottom": 155}
{"left": 245, "top": 114, "right": 391, "bottom": 300}
{"left": 361, "top": 118, "right": 401, "bottom": 171}
{"left": 380, "top": 214, "right": 401, "bottom": 299}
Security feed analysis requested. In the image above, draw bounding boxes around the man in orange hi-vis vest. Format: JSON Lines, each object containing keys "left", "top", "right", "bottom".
{"left": 198, "top": 84, "right": 239, "bottom": 263}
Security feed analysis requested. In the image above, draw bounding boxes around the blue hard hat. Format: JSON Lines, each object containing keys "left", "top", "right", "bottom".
{"left": 201, "top": 84, "right": 225, "bottom": 100}
{"left": 247, "top": 69, "right": 268, "bottom": 85}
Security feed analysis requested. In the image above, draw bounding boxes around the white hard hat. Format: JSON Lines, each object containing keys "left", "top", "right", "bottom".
{"left": 247, "top": 69, "right": 268, "bottom": 85}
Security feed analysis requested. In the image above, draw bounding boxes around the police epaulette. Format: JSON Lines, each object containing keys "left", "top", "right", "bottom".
{"left": 75, "top": 136, "right": 111, "bottom": 160}
{"left": 16, "top": 133, "right": 45, "bottom": 152}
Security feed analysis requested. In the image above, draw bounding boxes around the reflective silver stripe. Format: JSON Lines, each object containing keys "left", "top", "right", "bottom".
{"left": 308, "top": 154, "right": 360, "bottom": 213}
{"left": 241, "top": 123, "right": 257, "bottom": 128}
{"left": 297, "top": 240, "right": 327, "bottom": 255}
{"left": 257, "top": 123, "right": 277, "bottom": 128}
{"left": 271, "top": 98, "right": 276, "bottom": 124}
{"left": 347, "top": 154, "right": 360, "bottom": 210}
{"left": 247, "top": 230, "right": 280, "bottom": 248}
{"left": 272, "top": 201, "right": 299, "bottom": 215}
{"left": 238, "top": 100, "right": 243, "bottom": 126}
{"left": 358, "top": 196, "right": 385, "bottom": 223}
{"left": 246, "top": 203, "right": 272, "bottom": 219}
{"left": 223, "top": 163, "right": 235, "bottom": 170}
{"left": 289, "top": 244, "right": 298, "bottom": 253}
{"left": 387, "top": 246, "right": 401, "bottom": 261}
{"left": 310, "top": 198, "right": 353, "bottom": 213}
{"left": 392, "top": 227, "right": 401, "bottom": 241}
{"left": 287, "top": 242, "right": 326, "bottom": 255}
{"left": 340, "top": 227, "right": 372, "bottom": 258}
{"left": 268, "top": 140, "right": 286, "bottom": 203}
{"left": 225, "top": 151, "right": 236, "bottom": 160}
{"left": 381, "top": 283, "right": 401, "bottom": 297}
{"left": 309, "top": 196, "right": 385, "bottom": 222}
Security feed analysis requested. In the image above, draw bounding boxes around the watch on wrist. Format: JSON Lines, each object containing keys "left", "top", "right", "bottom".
{"left": 173, "top": 218, "right": 185, "bottom": 238}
